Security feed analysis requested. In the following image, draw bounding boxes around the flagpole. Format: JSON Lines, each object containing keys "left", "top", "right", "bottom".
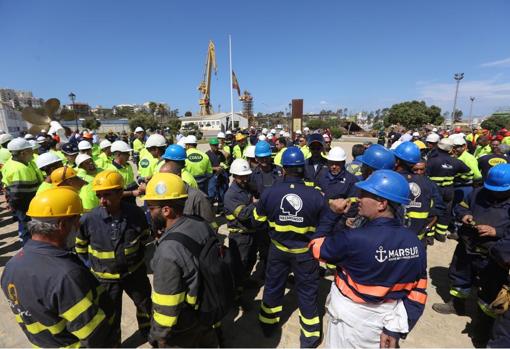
{"left": 229, "top": 34, "right": 234, "bottom": 130}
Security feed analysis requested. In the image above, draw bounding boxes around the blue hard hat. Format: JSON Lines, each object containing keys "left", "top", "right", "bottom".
{"left": 355, "top": 169, "right": 410, "bottom": 205}
{"left": 393, "top": 141, "right": 421, "bottom": 164}
{"left": 281, "top": 146, "right": 305, "bottom": 166}
{"left": 307, "top": 133, "right": 324, "bottom": 146}
{"left": 484, "top": 164, "right": 510, "bottom": 192}
{"left": 163, "top": 144, "right": 186, "bottom": 161}
{"left": 255, "top": 140, "right": 272, "bottom": 157}
{"left": 358, "top": 144, "right": 395, "bottom": 170}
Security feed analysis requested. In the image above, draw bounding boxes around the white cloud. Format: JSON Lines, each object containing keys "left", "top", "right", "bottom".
{"left": 417, "top": 77, "right": 510, "bottom": 115}
{"left": 481, "top": 57, "right": 510, "bottom": 68}
{"left": 319, "top": 100, "right": 328, "bottom": 105}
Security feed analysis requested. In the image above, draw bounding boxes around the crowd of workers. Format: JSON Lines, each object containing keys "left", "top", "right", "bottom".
{"left": 0, "top": 122, "right": 509, "bottom": 348}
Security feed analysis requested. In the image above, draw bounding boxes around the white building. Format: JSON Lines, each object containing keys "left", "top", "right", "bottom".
{"left": 180, "top": 112, "right": 248, "bottom": 131}
{"left": 0, "top": 88, "right": 43, "bottom": 109}
{"left": 0, "top": 103, "right": 30, "bottom": 135}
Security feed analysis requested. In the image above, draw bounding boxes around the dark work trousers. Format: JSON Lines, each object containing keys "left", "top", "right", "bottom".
{"left": 259, "top": 244, "right": 321, "bottom": 348}
{"left": 229, "top": 232, "right": 257, "bottom": 279}
{"left": 165, "top": 320, "right": 219, "bottom": 348}
{"left": 195, "top": 174, "right": 211, "bottom": 197}
{"left": 435, "top": 187, "right": 454, "bottom": 236}
{"left": 101, "top": 265, "right": 152, "bottom": 343}
{"left": 489, "top": 309, "right": 510, "bottom": 347}
{"left": 253, "top": 228, "right": 270, "bottom": 280}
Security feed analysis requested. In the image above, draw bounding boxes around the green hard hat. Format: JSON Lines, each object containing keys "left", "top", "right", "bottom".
{"left": 209, "top": 137, "right": 219, "bottom": 145}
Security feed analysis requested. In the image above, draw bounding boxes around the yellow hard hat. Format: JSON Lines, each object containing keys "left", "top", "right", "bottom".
{"left": 144, "top": 173, "right": 188, "bottom": 201}
{"left": 27, "top": 187, "right": 83, "bottom": 218}
{"left": 50, "top": 166, "right": 80, "bottom": 186}
{"left": 235, "top": 133, "right": 247, "bottom": 141}
{"left": 414, "top": 140, "right": 427, "bottom": 150}
{"left": 92, "top": 170, "right": 124, "bottom": 191}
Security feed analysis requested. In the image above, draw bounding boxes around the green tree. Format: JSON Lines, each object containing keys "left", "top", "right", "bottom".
{"left": 165, "top": 117, "right": 182, "bottom": 135}
{"left": 384, "top": 101, "right": 443, "bottom": 129}
{"left": 306, "top": 119, "right": 328, "bottom": 129}
{"left": 330, "top": 127, "right": 343, "bottom": 139}
{"left": 481, "top": 114, "right": 510, "bottom": 132}
{"left": 148, "top": 102, "right": 157, "bottom": 115}
{"left": 128, "top": 113, "right": 159, "bottom": 131}
{"left": 81, "top": 118, "right": 101, "bottom": 130}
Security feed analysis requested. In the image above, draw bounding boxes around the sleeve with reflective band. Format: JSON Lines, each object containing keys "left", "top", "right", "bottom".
{"left": 2, "top": 159, "right": 40, "bottom": 210}
{"left": 181, "top": 170, "right": 198, "bottom": 189}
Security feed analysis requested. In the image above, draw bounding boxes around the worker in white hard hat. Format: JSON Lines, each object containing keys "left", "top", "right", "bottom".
{"left": 217, "top": 131, "right": 231, "bottom": 159}
{"left": 34, "top": 152, "right": 63, "bottom": 194}
{"left": 132, "top": 127, "right": 145, "bottom": 168}
{"left": 425, "top": 133, "right": 441, "bottom": 152}
{"left": 96, "top": 139, "right": 113, "bottom": 169}
{"left": 3, "top": 138, "right": 41, "bottom": 245}
{"left": 138, "top": 134, "right": 167, "bottom": 181}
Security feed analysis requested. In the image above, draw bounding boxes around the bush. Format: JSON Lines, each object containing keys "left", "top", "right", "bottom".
{"left": 81, "top": 118, "right": 101, "bottom": 130}
{"left": 128, "top": 114, "right": 159, "bottom": 131}
{"left": 330, "top": 127, "right": 343, "bottom": 139}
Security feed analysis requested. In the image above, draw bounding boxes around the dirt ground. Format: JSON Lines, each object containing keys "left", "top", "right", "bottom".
{"left": 0, "top": 139, "right": 478, "bottom": 347}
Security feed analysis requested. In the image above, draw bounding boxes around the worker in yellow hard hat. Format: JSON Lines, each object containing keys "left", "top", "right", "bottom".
{"left": 143, "top": 172, "right": 218, "bottom": 347}
{"left": 50, "top": 166, "right": 99, "bottom": 212}
{"left": 233, "top": 133, "right": 248, "bottom": 160}
{"left": 414, "top": 140, "right": 428, "bottom": 158}
{"left": 75, "top": 169, "right": 152, "bottom": 344}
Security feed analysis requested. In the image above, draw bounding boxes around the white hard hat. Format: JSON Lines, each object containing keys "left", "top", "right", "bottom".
{"left": 438, "top": 137, "right": 454, "bottom": 151}
{"left": 41, "top": 129, "right": 47, "bottom": 133}
{"left": 295, "top": 130, "right": 302, "bottom": 134}
{"left": 432, "top": 128, "right": 438, "bottom": 132}
{"left": 29, "top": 140, "right": 40, "bottom": 150}
{"left": 217, "top": 132, "right": 226, "bottom": 139}
{"left": 425, "top": 133, "right": 440, "bottom": 143}
{"left": 78, "top": 140, "right": 92, "bottom": 150}
{"left": 452, "top": 137, "right": 466, "bottom": 146}
{"left": 99, "top": 139, "right": 112, "bottom": 149}
{"left": 145, "top": 134, "right": 167, "bottom": 148}
{"left": 271, "top": 129, "right": 277, "bottom": 134}
{"left": 7, "top": 138, "right": 32, "bottom": 151}
{"left": 36, "top": 136, "right": 46, "bottom": 144}
{"left": 110, "top": 140, "right": 132, "bottom": 153}
{"left": 185, "top": 135, "right": 198, "bottom": 144}
{"left": 134, "top": 127, "right": 144, "bottom": 133}
{"left": 75, "top": 153, "right": 92, "bottom": 167}
{"left": 225, "top": 130, "right": 233, "bottom": 135}
{"left": 24, "top": 133, "right": 34, "bottom": 140}
{"left": 230, "top": 159, "right": 252, "bottom": 176}
{"left": 284, "top": 132, "right": 290, "bottom": 138}
{"left": 412, "top": 132, "right": 420, "bottom": 137}
{"left": 35, "top": 152, "right": 62, "bottom": 169}
{"left": 279, "top": 130, "right": 285, "bottom": 136}
{"left": 304, "top": 127, "right": 310, "bottom": 132}
{"left": 262, "top": 128, "right": 268, "bottom": 134}
{"left": 0, "top": 133, "right": 13, "bottom": 145}
{"left": 327, "top": 147, "right": 347, "bottom": 161}
{"left": 258, "top": 135, "right": 267, "bottom": 141}
{"left": 390, "top": 140, "right": 403, "bottom": 150}
{"left": 177, "top": 138, "right": 186, "bottom": 148}
{"left": 245, "top": 145, "right": 256, "bottom": 158}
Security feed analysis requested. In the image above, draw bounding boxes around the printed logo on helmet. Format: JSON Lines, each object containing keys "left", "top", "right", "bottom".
{"left": 155, "top": 182, "right": 167, "bottom": 195}
{"left": 279, "top": 194, "right": 304, "bottom": 223}
{"left": 188, "top": 154, "right": 203, "bottom": 162}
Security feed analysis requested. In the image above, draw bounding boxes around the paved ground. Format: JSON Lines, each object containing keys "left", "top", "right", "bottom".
{"left": 0, "top": 138, "right": 479, "bottom": 347}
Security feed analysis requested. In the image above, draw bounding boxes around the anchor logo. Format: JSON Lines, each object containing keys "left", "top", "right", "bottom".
{"left": 375, "top": 246, "right": 387, "bottom": 263}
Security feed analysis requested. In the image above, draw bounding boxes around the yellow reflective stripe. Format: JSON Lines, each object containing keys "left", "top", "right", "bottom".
{"left": 124, "top": 243, "right": 139, "bottom": 256}
{"left": 253, "top": 208, "right": 267, "bottom": 222}
{"left": 186, "top": 294, "right": 197, "bottom": 306}
{"left": 210, "top": 221, "right": 219, "bottom": 229}
{"left": 301, "top": 328, "right": 321, "bottom": 338}
{"left": 261, "top": 303, "right": 282, "bottom": 314}
{"left": 460, "top": 201, "right": 469, "bottom": 208}
{"left": 75, "top": 237, "right": 88, "bottom": 245}
{"left": 88, "top": 246, "right": 115, "bottom": 259}
{"left": 15, "top": 314, "right": 23, "bottom": 323}
{"left": 450, "top": 288, "right": 469, "bottom": 299}
{"left": 71, "top": 310, "right": 106, "bottom": 339}
{"left": 233, "top": 205, "right": 245, "bottom": 217}
{"left": 268, "top": 221, "right": 316, "bottom": 234}
{"left": 75, "top": 246, "right": 88, "bottom": 254}
{"left": 60, "top": 290, "right": 93, "bottom": 321}
{"left": 299, "top": 312, "right": 320, "bottom": 325}
{"left": 226, "top": 214, "right": 236, "bottom": 221}
{"left": 478, "top": 300, "right": 497, "bottom": 318}
{"left": 152, "top": 291, "right": 185, "bottom": 307}
{"left": 258, "top": 314, "right": 280, "bottom": 324}
{"left": 92, "top": 269, "right": 120, "bottom": 279}
{"left": 153, "top": 310, "right": 178, "bottom": 327}
{"left": 25, "top": 319, "right": 66, "bottom": 335}
{"left": 406, "top": 211, "right": 429, "bottom": 219}
{"left": 271, "top": 239, "right": 309, "bottom": 254}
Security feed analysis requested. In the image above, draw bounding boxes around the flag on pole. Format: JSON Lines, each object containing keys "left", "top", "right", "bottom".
{"left": 232, "top": 71, "right": 241, "bottom": 96}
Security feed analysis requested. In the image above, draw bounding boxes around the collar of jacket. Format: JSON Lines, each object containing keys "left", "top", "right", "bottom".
{"left": 23, "top": 239, "right": 70, "bottom": 257}
{"left": 159, "top": 216, "right": 188, "bottom": 241}
{"left": 282, "top": 176, "right": 305, "bottom": 184}
{"left": 112, "top": 160, "right": 124, "bottom": 169}
{"left": 364, "top": 217, "right": 402, "bottom": 228}
{"left": 97, "top": 202, "right": 129, "bottom": 221}
{"left": 307, "top": 156, "right": 327, "bottom": 166}
{"left": 327, "top": 168, "right": 348, "bottom": 180}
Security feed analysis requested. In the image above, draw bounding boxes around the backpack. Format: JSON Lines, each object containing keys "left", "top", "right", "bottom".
{"left": 163, "top": 232, "right": 243, "bottom": 326}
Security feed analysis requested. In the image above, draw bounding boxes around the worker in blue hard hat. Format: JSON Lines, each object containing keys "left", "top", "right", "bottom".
{"left": 358, "top": 144, "right": 396, "bottom": 179}
{"left": 433, "top": 163, "right": 510, "bottom": 345}
{"left": 303, "top": 134, "right": 328, "bottom": 186}
{"left": 253, "top": 146, "right": 326, "bottom": 347}
{"left": 309, "top": 169, "right": 427, "bottom": 348}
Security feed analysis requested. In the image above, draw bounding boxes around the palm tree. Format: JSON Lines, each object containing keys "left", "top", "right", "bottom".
{"left": 148, "top": 102, "right": 157, "bottom": 116}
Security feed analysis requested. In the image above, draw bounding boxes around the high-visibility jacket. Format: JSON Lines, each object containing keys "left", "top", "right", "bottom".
{"left": 300, "top": 145, "right": 311, "bottom": 160}
{"left": 1, "top": 239, "right": 114, "bottom": 347}
{"left": 51, "top": 149, "right": 66, "bottom": 162}
{"left": 185, "top": 148, "right": 212, "bottom": 177}
{"left": 138, "top": 153, "right": 159, "bottom": 179}
{"left": 2, "top": 159, "right": 40, "bottom": 211}
{"left": 233, "top": 144, "right": 247, "bottom": 160}
{"left": 456, "top": 150, "right": 482, "bottom": 185}
{"left": 95, "top": 152, "right": 112, "bottom": 170}
{"left": 474, "top": 144, "right": 492, "bottom": 159}
{"left": 29, "top": 160, "right": 44, "bottom": 184}
{"left": 153, "top": 160, "right": 199, "bottom": 189}
{"left": 106, "top": 161, "right": 137, "bottom": 191}
{"left": 273, "top": 147, "right": 287, "bottom": 167}
{"left": 426, "top": 149, "right": 470, "bottom": 187}
{"left": 91, "top": 144, "right": 101, "bottom": 160}
{"left": 75, "top": 203, "right": 150, "bottom": 281}
{"left": 133, "top": 138, "right": 144, "bottom": 154}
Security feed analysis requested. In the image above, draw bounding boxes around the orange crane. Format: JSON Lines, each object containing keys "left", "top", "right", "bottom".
{"left": 197, "top": 40, "right": 217, "bottom": 116}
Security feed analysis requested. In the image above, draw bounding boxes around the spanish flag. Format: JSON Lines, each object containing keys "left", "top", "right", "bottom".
{"left": 232, "top": 71, "right": 241, "bottom": 96}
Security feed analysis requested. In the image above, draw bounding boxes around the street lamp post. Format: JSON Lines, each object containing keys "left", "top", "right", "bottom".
{"left": 68, "top": 92, "right": 77, "bottom": 132}
{"left": 451, "top": 73, "right": 464, "bottom": 126}
{"left": 469, "top": 96, "right": 475, "bottom": 126}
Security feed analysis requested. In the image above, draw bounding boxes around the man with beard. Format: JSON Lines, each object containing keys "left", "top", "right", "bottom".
{"left": 74, "top": 170, "right": 152, "bottom": 345}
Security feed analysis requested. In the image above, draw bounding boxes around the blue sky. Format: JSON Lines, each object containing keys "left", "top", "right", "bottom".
{"left": 1, "top": 0, "right": 509, "bottom": 117}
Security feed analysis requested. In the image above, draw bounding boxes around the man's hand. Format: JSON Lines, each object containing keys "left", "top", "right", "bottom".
{"left": 477, "top": 225, "right": 497, "bottom": 237}
{"left": 380, "top": 332, "right": 398, "bottom": 348}
{"left": 462, "top": 215, "right": 474, "bottom": 225}
{"left": 345, "top": 217, "right": 356, "bottom": 228}
{"left": 328, "top": 198, "right": 351, "bottom": 215}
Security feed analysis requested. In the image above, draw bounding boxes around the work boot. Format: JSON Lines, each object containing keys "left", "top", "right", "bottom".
{"left": 426, "top": 236, "right": 435, "bottom": 246}
{"left": 260, "top": 322, "right": 278, "bottom": 338}
{"left": 432, "top": 298, "right": 466, "bottom": 315}
{"left": 435, "top": 232, "right": 447, "bottom": 242}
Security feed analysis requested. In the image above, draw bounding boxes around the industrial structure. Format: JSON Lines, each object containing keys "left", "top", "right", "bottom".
{"left": 197, "top": 41, "right": 217, "bottom": 116}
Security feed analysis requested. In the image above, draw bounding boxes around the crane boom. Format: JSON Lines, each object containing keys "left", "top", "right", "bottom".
{"left": 198, "top": 40, "right": 217, "bottom": 116}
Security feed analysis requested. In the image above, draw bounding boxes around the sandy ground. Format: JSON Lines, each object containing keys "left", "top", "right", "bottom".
{"left": 0, "top": 139, "right": 479, "bottom": 347}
